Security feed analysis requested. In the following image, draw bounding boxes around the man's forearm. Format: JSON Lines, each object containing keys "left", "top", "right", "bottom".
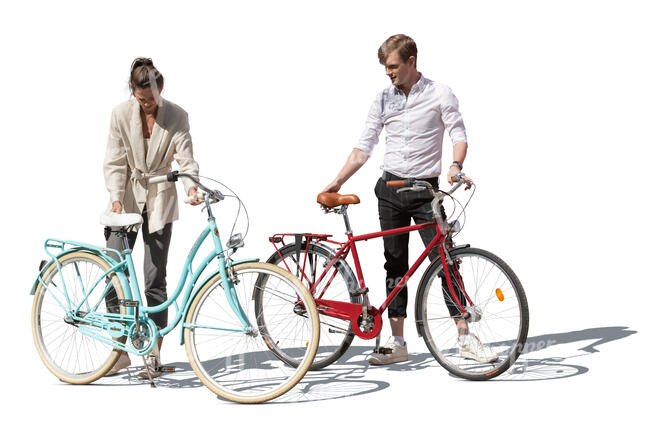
{"left": 323, "top": 148, "right": 370, "bottom": 192}
{"left": 333, "top": 148, "right": 369, "bottom": 185}
{"left": 452, "top": 142, "right": 468, "bottom": 166}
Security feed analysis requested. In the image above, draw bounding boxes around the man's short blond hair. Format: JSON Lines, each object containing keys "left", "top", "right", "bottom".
{"left": 378, "top": 34, "right": 418, "bottom": 66}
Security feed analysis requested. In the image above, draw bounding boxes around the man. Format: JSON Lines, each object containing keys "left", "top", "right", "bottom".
{"left": 322, "top": 34, "right": 497, "bottom": 365}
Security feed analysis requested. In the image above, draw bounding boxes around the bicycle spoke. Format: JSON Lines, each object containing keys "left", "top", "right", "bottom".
{"left": 418, "top": 248, "right": 527, "bottom": 380}
{"left": 33, "top": 253, "right": 124, "bottom": 383}
{"left": 186, "top": 264, "right": 318, "bottom": 402}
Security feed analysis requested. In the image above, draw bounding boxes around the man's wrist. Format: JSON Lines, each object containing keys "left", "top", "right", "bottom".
{"left": 450, "top": 160, "right": 463, "bottom": 171}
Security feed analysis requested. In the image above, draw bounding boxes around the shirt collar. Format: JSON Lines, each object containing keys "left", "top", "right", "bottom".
{"left": 393, "top": 73, "right": 425, "bottom": 95}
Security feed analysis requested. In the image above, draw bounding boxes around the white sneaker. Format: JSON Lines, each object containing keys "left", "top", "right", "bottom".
{"left": 137, "top": 353, "right": 162, "bottom": 379}
{"left": 105, "top": 352, "right": 131, "bottom": 376}
{"left": 369, "top": 337, "right": 408, "bottom": 365}
{"left": 458, "top": 334, "right": 498, "bottom": 363}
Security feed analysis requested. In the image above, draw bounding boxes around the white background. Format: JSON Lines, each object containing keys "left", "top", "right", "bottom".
{"left": 1, "top": 0, "right": 647, "bottom": 420}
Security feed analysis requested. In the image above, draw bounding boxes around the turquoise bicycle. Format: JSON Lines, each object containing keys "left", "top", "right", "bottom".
{"left": 30, "top": 172, "right": 320, "bottom": 403}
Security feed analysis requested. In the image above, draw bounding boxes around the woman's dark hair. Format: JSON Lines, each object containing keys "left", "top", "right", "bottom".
{"left": 129, "top": 57, "right": 164, "bottom": 93}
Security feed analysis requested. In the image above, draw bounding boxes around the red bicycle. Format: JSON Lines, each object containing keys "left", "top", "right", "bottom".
{"left": 256, "top": 175, "right": 529, "bottom": 380}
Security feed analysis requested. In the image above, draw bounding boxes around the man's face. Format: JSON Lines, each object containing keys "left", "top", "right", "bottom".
{"left": 384, "top": 49, "right": 415, "bottom": 87}
{"left": 134, "top": 86, "right": 161, "bottom": 114}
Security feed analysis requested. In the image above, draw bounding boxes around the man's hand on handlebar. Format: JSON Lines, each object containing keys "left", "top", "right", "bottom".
{"left": 449, "top": 172, "right": 473, "bottom": 190}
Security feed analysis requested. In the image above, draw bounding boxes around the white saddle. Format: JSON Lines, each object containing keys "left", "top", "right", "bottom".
{"left": 100, "top": 212, "right": 144, "bottom": 227}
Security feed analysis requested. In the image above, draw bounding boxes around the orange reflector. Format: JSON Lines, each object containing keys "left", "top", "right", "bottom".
{"left": 306, "top": 342, "right": 309, "bottom": 347}
{"left": 496, "top": 288, "right": 504, "bottom": 302}
{"left": 263, "top": 336, "right": 274, "bottom": 350}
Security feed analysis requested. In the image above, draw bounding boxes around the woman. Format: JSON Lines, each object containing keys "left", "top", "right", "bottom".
{"left": 104, "top": 57, "right": 202, "bottom": 378}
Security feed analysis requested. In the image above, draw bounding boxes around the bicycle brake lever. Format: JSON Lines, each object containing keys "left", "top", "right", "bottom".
{"left": 212, "top": 190, "right": 225, "bottom": 201}
{"left": 200, "top": 197, "right": 219, "bottom": 212}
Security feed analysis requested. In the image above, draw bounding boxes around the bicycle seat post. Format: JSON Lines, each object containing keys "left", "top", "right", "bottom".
{"left": 339, "top": 205, "right": 353, "bottom": 235}
{"left": 118, "top": 228, "right": 130, "bottom": 251}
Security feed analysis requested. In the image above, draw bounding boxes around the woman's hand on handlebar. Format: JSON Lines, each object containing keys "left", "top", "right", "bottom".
{"left": 187, "top": 186, "right": 204, "bottom": 206}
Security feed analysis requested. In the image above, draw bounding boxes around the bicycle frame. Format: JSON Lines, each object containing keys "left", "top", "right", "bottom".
{"left": 32, "top": 213, "right": 258, "bottom": 355}
{"left": 270, "top": 207, "right": 473, "bottom": 340}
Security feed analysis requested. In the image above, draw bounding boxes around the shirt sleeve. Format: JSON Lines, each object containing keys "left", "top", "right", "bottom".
{"left": 103, "top": 109, "right": 127, "bottom": 204}
{"left": 354, "top": 91, "right": 384, "bottom": 155}
{"left": 172, "top": 111, "right": 200, "bottom": 195}
{"left": 440, "top": 86, "right": 468, "bottom": 145}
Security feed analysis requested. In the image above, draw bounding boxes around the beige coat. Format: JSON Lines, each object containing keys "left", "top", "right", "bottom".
{"left": 103, "top": 97, "right": 199, "bottom": 233}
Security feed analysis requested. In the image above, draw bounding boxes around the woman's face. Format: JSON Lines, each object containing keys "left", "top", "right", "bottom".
{"left": 133, "top": 86, "right": 161, "bottom": 114}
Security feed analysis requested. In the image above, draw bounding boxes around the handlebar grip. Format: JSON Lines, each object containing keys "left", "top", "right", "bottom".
{"left": 148, "top": 175, "right": 168, "bottom": 184}
{"left": 386, "top": 180, "right": 405, "bottom": 188}
{"left": 451, "top": 173, "right": 469, "bottom": 183}
{"left": 149, "top": 171, "right": 179, "bottom": 185}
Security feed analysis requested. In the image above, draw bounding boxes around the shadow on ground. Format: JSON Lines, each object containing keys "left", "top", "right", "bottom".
{"left": 90, "top": 326, "right": 636, "bottom": 401}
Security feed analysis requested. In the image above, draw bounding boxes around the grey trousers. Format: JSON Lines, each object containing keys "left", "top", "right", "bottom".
{"left": 106, "top": 211, "right": 172, "bottom": 330}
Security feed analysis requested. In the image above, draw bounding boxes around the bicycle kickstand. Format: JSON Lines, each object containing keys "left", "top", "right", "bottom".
{"left": 141, "top": 356, "right": 157, "bottom": 388}
{"left": 374, "top": 334, "right": 381, "bottom": 353}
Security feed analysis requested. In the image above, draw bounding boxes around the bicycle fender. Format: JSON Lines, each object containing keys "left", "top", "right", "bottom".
{"left": 178, "top": 257, "right": 259, "bottom": 345}
{"left": 31, "top": 259, "right": 55, "bottom": 295}
{"left": 413, "top": 244, "right": 470, "bottom": 338}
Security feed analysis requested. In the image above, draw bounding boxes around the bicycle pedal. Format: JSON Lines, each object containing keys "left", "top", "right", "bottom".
{"left": 159, "top": 366, "right": 176, "bottom": 373}
{"left": 372, "top": 347, "right": 393, "bottom": 354}
{"left": 118, "top": 299, "right": 139, "bottom": 307}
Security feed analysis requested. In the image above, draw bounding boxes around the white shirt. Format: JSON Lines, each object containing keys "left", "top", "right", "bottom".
{"left": 355, "top": 75, "right": 468, "bottom": 178}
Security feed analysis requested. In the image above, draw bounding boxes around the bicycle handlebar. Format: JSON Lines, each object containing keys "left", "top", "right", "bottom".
{"left": 148, "top": 171, "right": 225, "bottom": 202}
{"left": 386, "top": 173, "right": 471, "bottom": 194}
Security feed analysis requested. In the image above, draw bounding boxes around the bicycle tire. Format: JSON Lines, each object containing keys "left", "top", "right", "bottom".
{"left": 31, "top": 251, "right": 127, "bottom": 384}
{"left": 184, "top": 262, "right": 319, "bottom": 403}
{"left": 263, "top": 242, "right": 360, "bottom": 370}
{"left": 415, "top": 247, "right": 529, "bottom": 380}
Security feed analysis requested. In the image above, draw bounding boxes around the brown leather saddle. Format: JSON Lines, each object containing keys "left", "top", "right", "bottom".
{"left": 316, "top": 192, "right": 360, "bottom": 208}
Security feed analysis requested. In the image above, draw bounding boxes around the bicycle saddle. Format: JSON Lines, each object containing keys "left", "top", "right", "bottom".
{"left": 100, "top": 212, "right": 144, "bottom": 227}
{"left": 316, "top": 192, "right": 360, "bottom": 208}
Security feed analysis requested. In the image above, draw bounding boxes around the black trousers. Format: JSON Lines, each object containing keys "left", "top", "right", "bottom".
{"left": 375, "top": 172, "right": 445, "bottom": 318}
{"left": 105, "top": 210, "right": 172, "bottom": 330}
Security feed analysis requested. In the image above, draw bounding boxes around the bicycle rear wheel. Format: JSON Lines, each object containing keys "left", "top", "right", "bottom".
{"left": 184, "top": 262, "right": 319, "bottom": 403}
{"left": 31, "top": 251, "right": 126, "bottom": 384}
{"left": 416, "top": 247, "right": 528, "bottom": 380}
{"left": 264, "top": 242, "right": 359, "bottom": 370}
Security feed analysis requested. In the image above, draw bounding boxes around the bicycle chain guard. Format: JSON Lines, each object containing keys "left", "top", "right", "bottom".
{"left": 353, "top": 306, "right": 382, "bottom": 340}
{"left": 129, "top": 318, "right": 157, "bottom": 353}
{"left": 315, "top": 299, "right": 383, "bottom": 340}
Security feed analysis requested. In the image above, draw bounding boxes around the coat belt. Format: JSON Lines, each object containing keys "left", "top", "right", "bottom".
{"left": 130, "top": 168, "right": 170, "bottom": 207}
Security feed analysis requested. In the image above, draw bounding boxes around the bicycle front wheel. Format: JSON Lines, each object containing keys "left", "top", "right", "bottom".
{"left": 265, "top": 242, "right": 359, "bottom": 370}
{"left": 184, "top": 262, "right": 319, "bottom": 403}
{"left": 416, "top": 247, "right": 529, "bottom": 380}
{"left": 31, "top": 251, "right": 126, "bottom": 384}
